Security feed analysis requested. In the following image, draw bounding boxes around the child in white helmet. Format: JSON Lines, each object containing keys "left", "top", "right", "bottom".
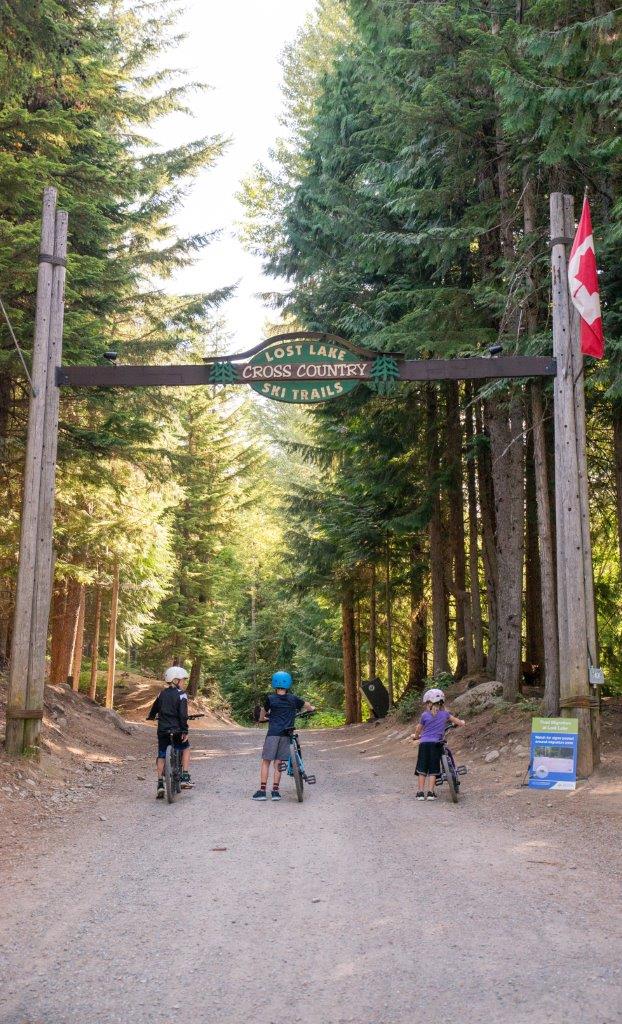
{"left": 147, "top": 665, "right": 193, "bottom": 798}
{"left": 411, "top": 688, "right": 465, "bottom": 800}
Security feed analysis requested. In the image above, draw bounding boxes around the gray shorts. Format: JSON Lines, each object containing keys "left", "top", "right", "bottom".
{"left": 261, "top": 734, "right": 292, "bottom": 761}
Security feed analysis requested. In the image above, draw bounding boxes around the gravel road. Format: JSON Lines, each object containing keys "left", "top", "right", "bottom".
{"left": 1, "top": 725, "right": 620, "bottom": 1024}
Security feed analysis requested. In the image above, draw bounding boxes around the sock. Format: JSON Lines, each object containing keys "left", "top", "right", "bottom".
{"left": 272, "top": 783, "right": 280, "bottom": 792}
{"left": 260, "top": 783, "right": 267, "bottom": 792}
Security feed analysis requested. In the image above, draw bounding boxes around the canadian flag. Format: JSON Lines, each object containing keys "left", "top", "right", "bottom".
{"left": 567, "top": 197, "right": 605, "bottom": 359}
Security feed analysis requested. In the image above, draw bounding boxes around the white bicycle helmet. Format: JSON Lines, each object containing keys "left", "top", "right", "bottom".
{"left": 423, "top": 687, "right": 445, "bottom": 704}
{"left": 164, "top": 665, "right": 189, "bottom": 683}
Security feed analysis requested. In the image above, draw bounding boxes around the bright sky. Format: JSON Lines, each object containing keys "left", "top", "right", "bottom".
{"left": 156, "top": 0, "right": 317, "bottom": 352}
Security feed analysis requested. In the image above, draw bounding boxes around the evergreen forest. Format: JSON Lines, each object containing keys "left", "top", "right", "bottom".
{"left": 1, "top": 0, "right": 621, "bottom": 725}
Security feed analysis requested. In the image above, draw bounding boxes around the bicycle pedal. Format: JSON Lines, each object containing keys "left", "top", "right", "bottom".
{"left": 457, "top": 766, "right": 468, "bottom": 775}
{"left": 304, "top": 774, "right": 316, "bottom": 784}
{"left": 278, "top": 761, "right": 287, "bottom": 771}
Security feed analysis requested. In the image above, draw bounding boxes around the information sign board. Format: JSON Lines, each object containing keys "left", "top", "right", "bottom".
{"left": 528, "top": 717, "right": 578, "bottom": 790}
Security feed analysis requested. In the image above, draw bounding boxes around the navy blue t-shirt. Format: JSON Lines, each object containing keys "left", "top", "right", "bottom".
{"left": 263, "top": 692, "right": 304, "bottom": 736}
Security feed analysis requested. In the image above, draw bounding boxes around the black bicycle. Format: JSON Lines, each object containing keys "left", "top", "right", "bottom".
{"left": 163, "top": 713, "right": 204, "bottom": 804}
{"left": 436, "top": 724, "right": 467, "bottom": 803}
{"left": 280, "top": 712, "right": 317, "bottom": 803}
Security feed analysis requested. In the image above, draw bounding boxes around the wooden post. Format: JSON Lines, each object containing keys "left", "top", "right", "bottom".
{"left": 70, "top": 586, "right": 86, "bottom": 692}
{"left": 89, "top": 585, "right": 102, "bottom": 701}
{"left": 105, "top": 563, "right": 120, "bottom": 709}
{"left": 550, "top": 192, "right": 595, "bottom": 776}
{"left": 23, "top": 208, "right": 68, "bottom": 749}
{"left": 6, "top": 188, "right": 57, "bottom": 754}
{"left": 563, "top": 195, "right": 600, "bottom": 765}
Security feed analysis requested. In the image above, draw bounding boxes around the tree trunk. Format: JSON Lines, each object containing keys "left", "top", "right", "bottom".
{"left": 89, "top": 585, "right": 102, "bottom": 701}
{"left": 385, "top": 537, "right": 394, "bottom": 704}
{"left": 0, "top": 613, "right": 9, "bottom": 669}
{"left": 105, "top": 562, "right": 119, "bottom": 710}
{"left": 531, "top": 382, "right": 560, "bottom": 715}
{"left": 355, "top": 600, "right": 362, "bottom": 721}
{"left": 476, "top": 399, "right": 499, "bottom": 676}
{"left": 488, "top": 395, "right": 525, "bottom": 700}
{"left": 341, "top": 588, "right": 358, "bottom": 725}
{"left": 50, "top": 577, "right": 82, "bottom": 686}
{"left": 368, "top": 565, "right": 377, "bottom": 679}
{"left": 464, "top": 388, "right": 484, "bottom": 671}
{"left": 525, "top": 424, "right": 544, "bottom": 672}
{"left": 427, "top": 385, "right": 449, "bottom": 675}
{"left": 408, "top": 540, "right": 427, "bottom": 689}
{"left": 612, "top": 403, "right": 622, "bottom": 573}
{"left": 70, "top": 585, "right": 86, "bottom": 691}
{"left": 187, "top": 657, "right": 201, "bottom": 698}
{"left": 445, "top": 382, "right": 468, "bottom": 676}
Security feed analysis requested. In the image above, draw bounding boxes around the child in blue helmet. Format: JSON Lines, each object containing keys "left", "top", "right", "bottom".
{"left": 252, "top": 671, "right": 314, "bottom": 801}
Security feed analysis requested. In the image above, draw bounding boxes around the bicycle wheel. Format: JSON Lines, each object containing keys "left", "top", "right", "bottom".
{"left": 290, "top": 742, "right": 304, "bottom": 803}
{"left": 164, "top": 745, "right": 175, "bottom": 804}
{"left": 441, "top": 754, "right": 458, "bottom": 803}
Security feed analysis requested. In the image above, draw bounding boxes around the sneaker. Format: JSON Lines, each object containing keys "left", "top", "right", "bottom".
{"left": 426, "top": 790, "right": 438, "bottom": 801}
{"left": 180, "top": 772, "right": 194, "bottom": 789}
{"left": 252, "top": 789, "right": 267, "bottom": 800}
{"left": 271, "top": 790, "right": 282, "bottom": 801}
{"left": 156, "top": 780, "right": 164, "bottom": 799}
{"left": 415, "top": 791, "right": 425, "bottom": 801}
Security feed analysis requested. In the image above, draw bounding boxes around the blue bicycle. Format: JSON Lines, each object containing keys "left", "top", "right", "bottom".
{"left": 281, "top": 712, "right": 316, "bottom": 802}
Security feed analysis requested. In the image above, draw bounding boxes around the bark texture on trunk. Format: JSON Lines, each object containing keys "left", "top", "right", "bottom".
{"left": 50, "top": 577, "right": 82, "bottom": 686}
{"left": 188, "top": 657, "right": 201, "bottom": 698}
{"left": 464, "top": 389, "right": 484, "bottom": 670}
{"left": 531, "top": 382, "right": 559, "bottom": 715}
{"left": 476, "top": 400, "right": 498, "bottom": 675}
{"left": 70, "top": 585, "right": 86, "bottom": 691}
{"left": 385, "top": 538, "right": 394, "bottom": 703}
{"left": 368, "top": 565, "right": 377, "bottom": 680}
{"left": 341, "top": 588, "right": 358, "bottom": 725}
{"left": 613, "top": 403, "right": 622, "bottom": 573}
{"left": 427, "top": 385, "right": 449, "bottom": 675}
{"left": 88, "top": 585, "right": 102, "bottom": 701}
{"left": 408, "top": 541, "right": 427, "bottom": 690}
{"left": 489, "top": 395, "right": 525, "bottom": 700}
{"left": 525, "top": 423, "right": 544, "bottom": 671}
{"left": 445, "top": 382, "right": 468, "bottom": 677}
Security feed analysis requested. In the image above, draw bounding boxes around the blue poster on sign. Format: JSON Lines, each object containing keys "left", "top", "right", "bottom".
{"left": 528, "top": 718, "right": 578, "bottom": 790}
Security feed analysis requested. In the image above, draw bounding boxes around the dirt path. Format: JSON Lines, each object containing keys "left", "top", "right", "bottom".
{"left": 1, "top": 724, "right": 620, "bottom": 1024}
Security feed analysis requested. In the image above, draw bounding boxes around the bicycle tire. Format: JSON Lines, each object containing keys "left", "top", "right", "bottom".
{"left": 291, "top": 742, "right": 304, "bottom": 803}
{"left": 164, "top": 745, "right": 175, "bottom": 804}
{"left": 441, "top": 753, "right": 458, "bottom": 803}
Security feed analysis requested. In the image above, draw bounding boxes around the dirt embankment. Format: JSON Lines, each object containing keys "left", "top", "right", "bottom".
{"left": 0, "top": 671, "right": 235, "bottom": 871}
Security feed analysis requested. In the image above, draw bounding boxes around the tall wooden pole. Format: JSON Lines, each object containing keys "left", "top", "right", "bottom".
{"left": 550, "top": 192, "right": 597, "bottom": 776}
{"left": 24, "top": 208, "right": 68, "bottom": 749}
{"left": 89, "top": 585, "right": 102, "bottom": 701}
{"left": 6, "top": 188, "right": 57, "bottom": 754}
{"left": 563, "top": 195, "right": 600, "bottom": 764}
{"left": 105, "top": 563, "right": 120, "bottom": 710}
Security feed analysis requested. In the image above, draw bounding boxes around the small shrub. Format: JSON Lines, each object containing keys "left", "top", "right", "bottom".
{"left": 393, "top": 690, "right": 423, "bottom": 722}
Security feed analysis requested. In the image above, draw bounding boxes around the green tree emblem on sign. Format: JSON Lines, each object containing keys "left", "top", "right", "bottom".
{"left": 209, "top": 361, "right": 238, "bottom": 385}
{"left": 368, "top": 355, "right": 400, "bottom": 395}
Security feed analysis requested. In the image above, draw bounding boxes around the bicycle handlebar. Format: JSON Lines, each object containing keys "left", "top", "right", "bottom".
{"left": 187, "top": 713, "right": 205, "bottom": 720}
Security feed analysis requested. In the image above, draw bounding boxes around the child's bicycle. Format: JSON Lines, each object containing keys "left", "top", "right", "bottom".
{"left": 163, "top": 713, "right": 204, "bottom": 804}
{"left": 435, "top": 723, "right": 467, "bottom": 803}
{"left": 280, "top": 711, "right": 317, "bottom": 802}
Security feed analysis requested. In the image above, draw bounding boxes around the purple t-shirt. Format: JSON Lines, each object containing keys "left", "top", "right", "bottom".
{"left": 419, "top": 709, "right": 451, "bottom": 743}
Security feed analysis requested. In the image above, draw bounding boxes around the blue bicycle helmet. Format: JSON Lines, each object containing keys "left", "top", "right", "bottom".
{"left": 272, "top": 671, "right": 293, "bottom": 690}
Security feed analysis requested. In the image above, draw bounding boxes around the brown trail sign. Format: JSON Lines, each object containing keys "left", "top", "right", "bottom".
{"left": 5, "top": 189, "right": 600, "bottom": 777}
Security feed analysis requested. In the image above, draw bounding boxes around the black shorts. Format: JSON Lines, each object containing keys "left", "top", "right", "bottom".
{"left": 157, "top": 733, "right": 189, "bottom": 759}
{"left": 415, "top": 741, "right": 443, "bottom": 776}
